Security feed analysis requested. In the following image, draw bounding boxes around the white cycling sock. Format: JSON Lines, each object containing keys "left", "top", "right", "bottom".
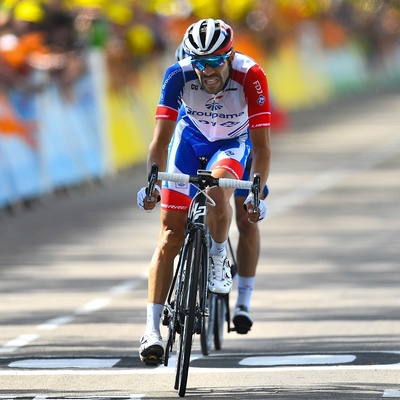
{"left": 210, "top": 238, "right": 227, "bottom": 257}
{"left": 145, "top": 303, "right": 164, "bottom": 336}
{"left": 235, "top": 276, "right": 255, "bottom": 310}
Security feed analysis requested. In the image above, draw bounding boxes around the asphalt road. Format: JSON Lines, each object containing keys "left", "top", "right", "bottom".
{"left": 0, "top": 90, "right": 400, "bottom": 399}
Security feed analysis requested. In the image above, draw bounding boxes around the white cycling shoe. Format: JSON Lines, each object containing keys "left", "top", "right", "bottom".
{"left": 208, "top": 255, "right": 232, "bottom": 295}
{"left": 139, "top": 332, "right": 164, "bottom": 366}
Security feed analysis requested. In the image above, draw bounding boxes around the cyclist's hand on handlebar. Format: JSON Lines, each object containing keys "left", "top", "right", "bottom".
{"left": 244, "top": 193, "right": 267, "bottom": 223}
{"left": 137, "top": 185, "right": 161, "bottom": 212}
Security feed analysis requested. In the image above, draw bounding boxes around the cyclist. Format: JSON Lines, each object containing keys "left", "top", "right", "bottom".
{"left": 137, "top": 18, "right": 271, "bottom": 365}
{"left": 174, "top": 42, "right": 269, "bottom": 335}
{"left": 231, "top": 156, "right": 269, "bottom": 333}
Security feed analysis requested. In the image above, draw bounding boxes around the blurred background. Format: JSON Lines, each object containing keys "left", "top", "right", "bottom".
{"left": 1, "top": 0, "right": 399, "bottom": 212}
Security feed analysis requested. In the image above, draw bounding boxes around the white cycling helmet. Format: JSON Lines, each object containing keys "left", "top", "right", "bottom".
{"left": 175, "top": 42, "right": 187, "bottom": 62}
{"left": 183, "top": 18, "right": 234, "bottom": 56}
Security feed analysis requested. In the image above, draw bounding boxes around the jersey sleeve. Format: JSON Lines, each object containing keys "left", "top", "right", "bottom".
{"left": 244, "top": 64, "right": 271, "bottom": 129}
{"left": 155, "top": 64, "right": 184, "bottom": 121}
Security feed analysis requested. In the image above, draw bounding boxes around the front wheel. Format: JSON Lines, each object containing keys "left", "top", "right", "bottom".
{"left": 175, "top": 229, "right": 202, "bottom": 397}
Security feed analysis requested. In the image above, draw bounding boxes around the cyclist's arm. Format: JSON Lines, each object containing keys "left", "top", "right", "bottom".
{"left": 143, "top": 63, "right": 184, "bottom": 210}
{"left": 243, "top": 63, "right": 271, "bottom": 220}
{"left": 247, "top": 126, "right": 271, "bottom": 221}
{"left": 144, "top": 119, "right": 176, "bottom": 210}
{"left": 249, "top": 127, "right": 271, "bottom": 185}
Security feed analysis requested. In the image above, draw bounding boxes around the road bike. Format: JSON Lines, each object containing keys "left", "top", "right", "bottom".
{"left": 147, "top": 163, "right": 260, "bottom": 397}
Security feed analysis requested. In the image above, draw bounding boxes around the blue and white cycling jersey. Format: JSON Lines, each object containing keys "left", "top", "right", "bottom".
{"left": 156, "top": 52, "right": 270, "bottom": 142}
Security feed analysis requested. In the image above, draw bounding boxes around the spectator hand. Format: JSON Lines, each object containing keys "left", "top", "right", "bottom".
{"left": 137, "top": 185, "right": 161, "bottom": 212}
{"left": 244, "top": 193, "right": 267, "bottom": 223}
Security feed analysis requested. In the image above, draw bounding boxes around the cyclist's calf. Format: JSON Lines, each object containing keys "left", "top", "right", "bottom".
{"left": 207, "top": 201, "right": 233, "bottom": 244}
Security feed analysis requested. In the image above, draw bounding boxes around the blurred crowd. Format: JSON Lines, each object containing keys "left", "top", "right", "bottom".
{"left": 0, "top": 0, "right": 399, "bottom": 212}
{"left": 0, "top": 0, "right": 399, "bottom": 96}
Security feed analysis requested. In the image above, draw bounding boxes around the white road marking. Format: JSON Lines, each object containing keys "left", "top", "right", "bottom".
{"left": 110, "top": 280, "right": 141, "bottom": 294}
{"left": 75, "top": 298, "right": 111, "bottom": 314}
{"left": 37, "top": 315, "right": 75, "bottom": 330}
{"left": 110, "top": 271, "right": 148, "bottom": 295}
{"left": 0, "top": 397, "right": 145, "bottom": 400}
{"left": 383, "top": 389, "right": 400, "bottom": 398}
{"left": 0, "top": 334, "right": 40, "bottom": 353}
{"left": 239, "top": 354, "right": 356, "bottom": 366}
{"left": 9, "top": 358, "right": 120, "bottom": 369}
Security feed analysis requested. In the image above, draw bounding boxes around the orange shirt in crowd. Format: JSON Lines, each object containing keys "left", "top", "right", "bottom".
{"left": 0, "top": 31, "right": 49, "bottom": 72}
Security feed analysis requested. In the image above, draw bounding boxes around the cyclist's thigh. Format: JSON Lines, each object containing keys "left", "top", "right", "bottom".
{"left": 207, "top": 135, "right": 251, "bottom": 180}
{"left": 164, "top": 120, "right": 202, "bottom": 204}
{"left": 167, "top": 120, "right": 201, "bottom": 176}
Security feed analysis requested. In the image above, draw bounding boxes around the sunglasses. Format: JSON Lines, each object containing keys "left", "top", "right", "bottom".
{"left": 191, "top": 52, "right": 231, "bottom": 71}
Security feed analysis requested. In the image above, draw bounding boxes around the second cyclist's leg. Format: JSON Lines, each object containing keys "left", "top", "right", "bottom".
{"left": 139, "top": 209, "right": 187, "bottom": 365}
{"left": 232, "top": 195, "right": 260, "bottom": 333}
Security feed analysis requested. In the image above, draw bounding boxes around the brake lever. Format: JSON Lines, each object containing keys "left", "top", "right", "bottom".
{"left": 252, "top": 173, "right": 261, "bottom": 213}
{"left": 147, "top": 163, "right": 159, "bottom": 202}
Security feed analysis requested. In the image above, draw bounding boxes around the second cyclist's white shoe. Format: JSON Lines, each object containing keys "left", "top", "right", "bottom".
{"left": 208, "top": 255, "right": 232, "bottom": 295}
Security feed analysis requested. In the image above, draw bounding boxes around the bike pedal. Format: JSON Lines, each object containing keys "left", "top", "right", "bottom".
{"left": 143, "top": 355, "right": 163, "bottom": 367}
{"left": 234, "top": 325, "right": 251, "bottom": 334}
{"left": 195, "top": 320, "right": 202, "bottom": 334}
{"left": 140, "top": 344, "right": 164, "bottom": 367}
{"left": 233, "top": 314, "right": 252, "bottom": 334}
{"left": 162, "top": 308, "right": 170, "bottom": 326}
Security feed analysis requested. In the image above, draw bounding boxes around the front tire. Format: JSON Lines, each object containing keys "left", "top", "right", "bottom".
{"left": 175, "top": 230, "right": 202, "bottom": 397}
